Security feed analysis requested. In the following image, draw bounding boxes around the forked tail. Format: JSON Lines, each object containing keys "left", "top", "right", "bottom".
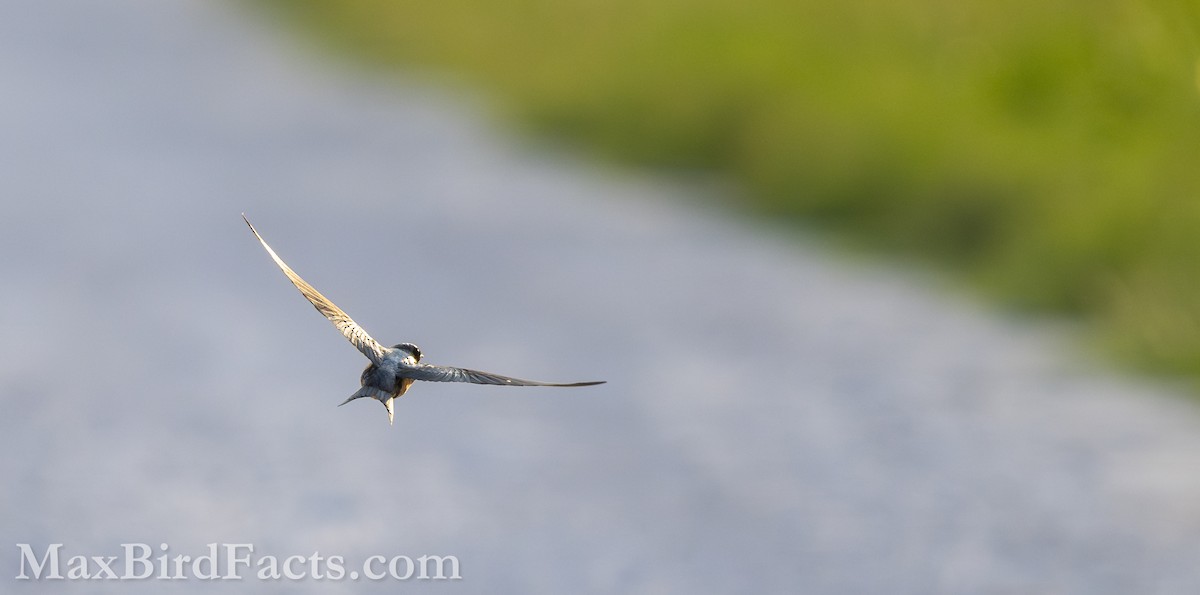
{"left": 339, "top": 386, "right": 396, "bottom": 425}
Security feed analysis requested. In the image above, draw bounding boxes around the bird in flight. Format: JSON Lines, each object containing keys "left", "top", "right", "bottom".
{"left": 243, "top": 214, "right": 604, "bottom": 424}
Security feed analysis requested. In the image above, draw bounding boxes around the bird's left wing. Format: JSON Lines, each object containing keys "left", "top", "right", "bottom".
{"left": 402, "top": 362, "right": 605, "bottom": 387}
{"left": 243, "top": 214, "right": 389, "bottom": 365}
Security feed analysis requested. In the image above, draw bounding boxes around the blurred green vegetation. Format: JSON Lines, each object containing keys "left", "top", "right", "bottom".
{"left": 250, "top": 0, "right": 1200, "bottom": 375}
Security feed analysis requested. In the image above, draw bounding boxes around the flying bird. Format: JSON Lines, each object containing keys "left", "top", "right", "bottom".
{"left": 243, "top": 214, "right": 604, "bottom": 424}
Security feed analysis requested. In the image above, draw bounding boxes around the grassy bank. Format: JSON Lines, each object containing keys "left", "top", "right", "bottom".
{"left": 249, "top": 0, "right": 1200, "bottom": 376}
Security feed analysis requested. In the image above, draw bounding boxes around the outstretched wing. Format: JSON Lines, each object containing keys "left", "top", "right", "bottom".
{"left": 243, "top": 214, "right": 389, "bottom": 365}
{"left": 402, "top": 362, "right": 605, "bottom": 387}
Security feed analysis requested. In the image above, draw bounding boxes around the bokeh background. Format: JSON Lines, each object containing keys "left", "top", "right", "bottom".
{"left": 4, "top": 0, "right": 1200, "bottom": 593}
{"left": 257, "top": 0, "right": 1200, "bottom": 375}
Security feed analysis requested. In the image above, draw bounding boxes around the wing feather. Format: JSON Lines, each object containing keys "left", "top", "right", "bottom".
{"left": 243, "top": 214, "right": 389, "bottom": 365}
{"left": 403, "top": 363, "right": 605, "bottom": 387}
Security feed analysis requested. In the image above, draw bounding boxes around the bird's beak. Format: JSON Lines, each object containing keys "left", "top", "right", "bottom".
{"left": 383, "top": 397, "right": 395, "bottom": 425}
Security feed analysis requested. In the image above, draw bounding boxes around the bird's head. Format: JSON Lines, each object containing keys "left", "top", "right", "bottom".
{"left": 392, "top": 343, "right": 422, "bottom": 362}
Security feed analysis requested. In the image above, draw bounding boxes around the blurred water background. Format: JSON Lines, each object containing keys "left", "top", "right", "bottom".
{"left": 255, "top": 0, "right": 1200, "bottom": 377}
{"left": 3, "top": 0, "right": 1200, "bottom": 593}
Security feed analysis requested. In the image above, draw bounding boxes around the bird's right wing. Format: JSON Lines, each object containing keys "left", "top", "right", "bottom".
{"left": 403, "top": 363, "right": 605, "bottom": 387}
{"left": 243, "top": 214, "right": 389, "bottom": 365}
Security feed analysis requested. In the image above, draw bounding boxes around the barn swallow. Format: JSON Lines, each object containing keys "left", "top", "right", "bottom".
{"left": 243, "top": 214, "right": 604, "bottom": 424}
